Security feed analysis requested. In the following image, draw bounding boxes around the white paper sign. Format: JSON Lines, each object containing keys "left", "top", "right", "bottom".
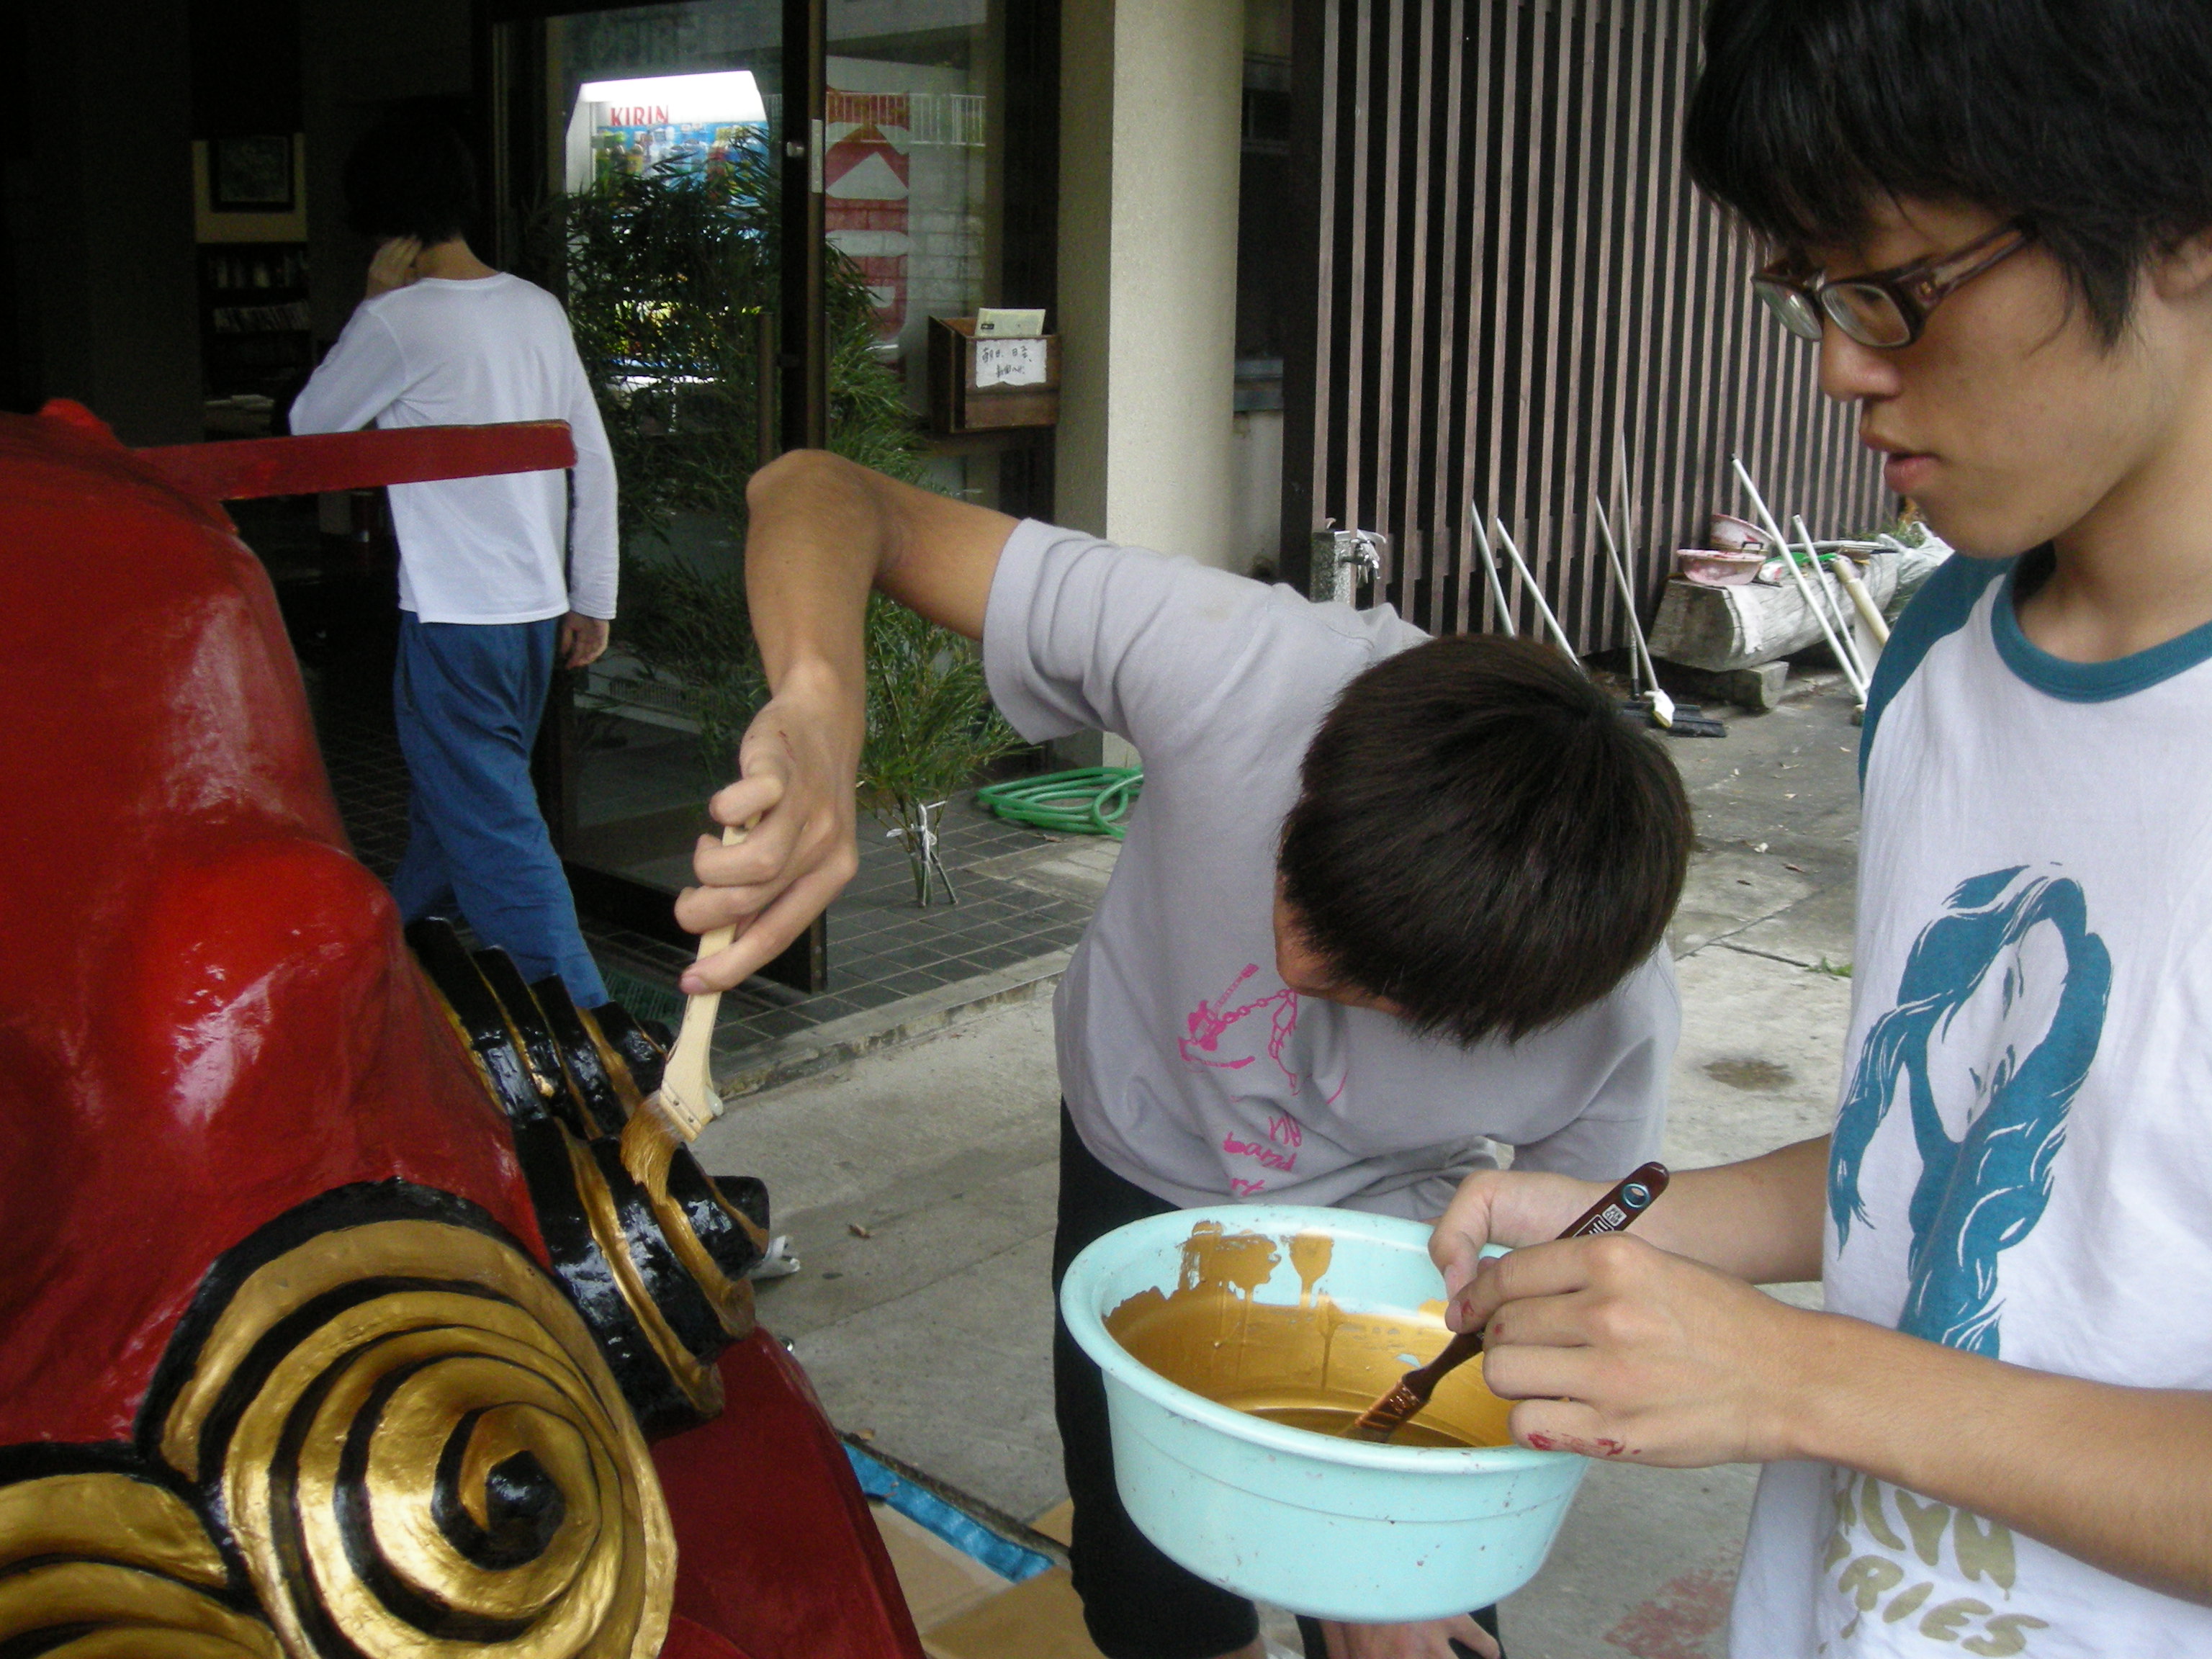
{"left": 975, "top": 338, "right": 1049, "bottom": 389}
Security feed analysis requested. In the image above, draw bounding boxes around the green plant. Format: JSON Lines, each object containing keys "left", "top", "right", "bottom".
{"left": 859, "top": 599, "right": 1022, "bottom": 903}
{"left": 541, "top": 148, "right": 1019, "bottom": 904}
{"left": 540, "top": 145, "right": 781, "bottom": 537}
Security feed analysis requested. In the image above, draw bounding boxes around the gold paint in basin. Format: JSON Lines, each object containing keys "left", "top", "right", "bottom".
{"left": 1104, "top": 1220, "right": 1514, "bottom": 1451}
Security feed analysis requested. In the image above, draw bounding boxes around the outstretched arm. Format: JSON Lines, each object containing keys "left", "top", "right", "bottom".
{"left": 674, "top": 450, "right": 1017, "bottom": 991}
{"left": 1434, "top": 1143, "right": 2212, "bottom": 1606}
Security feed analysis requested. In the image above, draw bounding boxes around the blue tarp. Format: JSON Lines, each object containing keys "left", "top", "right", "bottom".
{"left": 845, "top": 1444, "right": 1054, "bottom": 1585}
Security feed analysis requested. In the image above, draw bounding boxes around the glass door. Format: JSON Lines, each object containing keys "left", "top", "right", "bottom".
{"left": 487, "top": 0, "right": 1043, "bottom": 994}
{"left": 491, "top": 0, "right": 824, "bottom": 986}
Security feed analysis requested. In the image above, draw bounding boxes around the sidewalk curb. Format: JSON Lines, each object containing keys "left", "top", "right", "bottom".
{"left": 711, "top": 950, "right": 1072, "bottom": 1103}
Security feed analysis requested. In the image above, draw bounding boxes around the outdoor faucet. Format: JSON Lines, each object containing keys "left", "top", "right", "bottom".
{"left": 1313, "top": 527, "right": 1388, "bottom": 606}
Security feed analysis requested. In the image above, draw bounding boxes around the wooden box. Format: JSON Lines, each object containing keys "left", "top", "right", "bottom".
{"left": 928, "top": 316, "right": 1061, "bottom": 435}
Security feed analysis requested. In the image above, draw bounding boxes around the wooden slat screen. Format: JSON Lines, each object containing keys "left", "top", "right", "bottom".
{"left": 1285, "top": 0, "right": 1887, "bottom": 647}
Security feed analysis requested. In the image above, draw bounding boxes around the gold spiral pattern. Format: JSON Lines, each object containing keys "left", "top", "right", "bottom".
{"left": 158, "top": 1217, "right": 673, "bottom": 1659}
{"left": 0, "top": 1470, "right": 282, "bottom": 1659}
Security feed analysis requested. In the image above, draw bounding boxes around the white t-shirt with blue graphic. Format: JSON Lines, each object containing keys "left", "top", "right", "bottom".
{"left": 1730, "top": 550, "right": 2212, "bottom": 1658}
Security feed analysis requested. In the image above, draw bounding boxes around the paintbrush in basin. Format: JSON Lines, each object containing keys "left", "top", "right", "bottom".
{"left": 1345, "top": 1161, "right": 1671, "bottom": 1444}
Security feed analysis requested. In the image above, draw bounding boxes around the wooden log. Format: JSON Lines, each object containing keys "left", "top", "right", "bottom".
{"left": 1649, "top": 552, "right": 1902, "bottom": 673}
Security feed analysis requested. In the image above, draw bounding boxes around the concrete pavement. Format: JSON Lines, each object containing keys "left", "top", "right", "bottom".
{"left": 689, "top": 684, "right": 1867, "bottom": 1658}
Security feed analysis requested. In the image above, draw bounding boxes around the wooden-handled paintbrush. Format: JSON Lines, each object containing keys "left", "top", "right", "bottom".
{"left": 1345, "top": 1161, "right": 1671, "bottom": 1444}
{"left": 631, "top": 823, "right": 748, "bottom": 1143}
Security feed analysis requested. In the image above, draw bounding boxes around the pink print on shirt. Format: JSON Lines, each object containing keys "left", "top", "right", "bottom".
{"left": 1183, "top": 964, "right": 1348, "bottom": 1198}
{"left": 1222, "top": 1110, "right": 1306, "bottom": 1196}
{"left": 1179, "top": 963, "right": 1300, "bottom": 1087}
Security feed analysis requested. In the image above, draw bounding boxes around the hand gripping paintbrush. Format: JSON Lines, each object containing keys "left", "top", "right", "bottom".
{"left": 1345, "top": 1161, "right": 1671, "bottom": 1444}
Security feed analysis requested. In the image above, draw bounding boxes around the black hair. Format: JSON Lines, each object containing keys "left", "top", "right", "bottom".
{"left": 1277, "top": 636, "right": 1691, "bottom": 1046}
{"left": 1684, "top": 0, "right": 2212, "bottom": 343}
{"left": 342, "top": 118, "right": 479, "bottom": 246}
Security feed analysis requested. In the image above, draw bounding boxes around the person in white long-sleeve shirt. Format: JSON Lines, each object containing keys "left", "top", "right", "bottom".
{"left": 291, "top": 119, "right": 616, "bottom": 1006}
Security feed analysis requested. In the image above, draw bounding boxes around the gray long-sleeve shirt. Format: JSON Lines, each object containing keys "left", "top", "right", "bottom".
{"left": 983, "top": 521, "right": 1676, "bottom": 1218}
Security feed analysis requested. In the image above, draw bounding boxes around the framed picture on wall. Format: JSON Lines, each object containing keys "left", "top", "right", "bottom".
{"left": 209, "top": 136, "right": 295, "bottom": 212}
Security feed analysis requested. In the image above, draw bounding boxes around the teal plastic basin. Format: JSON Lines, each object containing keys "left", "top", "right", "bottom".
{"left": 1058, "top": 1204, "right": 1587, "bottom": 1622}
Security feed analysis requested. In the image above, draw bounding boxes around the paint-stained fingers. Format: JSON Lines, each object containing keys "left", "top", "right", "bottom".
{"left": 1449, "top": 1234, "right": 1603, "bottom": 1334}
{"left": 1456, "top": 1229, "right": 1669, "bottom": 1335}
{"left": 1479, "top": 1322, "right": 1610, "bottom": 1406}
{"left": 1502, "top": 1397, "right": 1628, "bottom": 1460}
{"left": 1475, "top": 1282, "right": 1612, "bottom": 1356}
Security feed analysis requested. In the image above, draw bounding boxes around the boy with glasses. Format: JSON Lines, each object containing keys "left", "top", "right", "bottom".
{"left": 1436, "top": 1, "right": 2212, "bottom": 1653}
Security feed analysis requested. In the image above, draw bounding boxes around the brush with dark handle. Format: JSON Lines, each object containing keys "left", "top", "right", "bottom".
{"left": 1344, "top": 1161, "right": 1671, "bottom": 1444}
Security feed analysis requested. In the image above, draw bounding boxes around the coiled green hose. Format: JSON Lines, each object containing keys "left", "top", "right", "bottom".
{"left": 975, "top": 767, "right": 1143, "bottom": 840}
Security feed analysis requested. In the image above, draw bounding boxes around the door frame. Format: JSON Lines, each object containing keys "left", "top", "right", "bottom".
{"left": 479, "top": 0, "right": 830, "bottom": 991}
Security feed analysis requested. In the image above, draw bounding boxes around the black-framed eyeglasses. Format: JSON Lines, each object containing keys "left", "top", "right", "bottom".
{"left": 1751, "top": 221, "right": 2036, "bottom": 349}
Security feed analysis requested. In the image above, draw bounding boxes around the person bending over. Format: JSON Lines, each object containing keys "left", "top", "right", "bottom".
{"left": 1434, "top": 3, "right": 2212, "bottom": 1655}
{"left": 291, "top": 117, "right": 616, "bottom": 1007}
{"left": 677, "top": 457, "right": 1693, "bottom": 1659}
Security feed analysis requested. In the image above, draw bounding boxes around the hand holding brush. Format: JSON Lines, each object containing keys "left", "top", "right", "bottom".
{"left": 1345, "top": 1162, "right": 1671, "bottom": 1443}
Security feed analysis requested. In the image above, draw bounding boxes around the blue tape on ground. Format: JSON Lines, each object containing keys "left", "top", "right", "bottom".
{"left": 845, "top": 1445, "right": 1053, "bottom": 1584}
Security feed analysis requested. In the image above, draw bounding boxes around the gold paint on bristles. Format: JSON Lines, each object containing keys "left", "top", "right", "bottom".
{"left": 1346, "top": 1382, "right": 1427, "bottom": 1442}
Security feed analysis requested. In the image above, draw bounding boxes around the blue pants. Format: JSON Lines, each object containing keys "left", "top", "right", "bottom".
{"left": 390, "top": 612, "right": 607, "bottom": 1007}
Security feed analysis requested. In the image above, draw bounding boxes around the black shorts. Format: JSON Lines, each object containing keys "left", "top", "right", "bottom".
{"left": 1051, "top": 1107, "right": 1503, "bottom": 1659}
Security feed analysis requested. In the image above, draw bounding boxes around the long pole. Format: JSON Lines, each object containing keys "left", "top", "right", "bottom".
{"left": 1470, "top": 510, "right": 1518, "bottom": 638}
{"left": 1611, "top": 431, "right": 1646, "bottom": 683}
{"left": 1594, "top": 496, "right": 1674, "bottom": 726}
{"left": 1830, "top": 552, "right": 1892, "bottom": 646}
{"left": 1802, "top": 513, "right": 1892, "bottom": 645}
{"left": 1493, "top": 518, "right": 1583, "bottom": 668}
{"left": 1731, "top": 456, "right": 1867, "bottom": 703}
{"left": 1792, "top": 513, "right": 1869, "bottom": 683}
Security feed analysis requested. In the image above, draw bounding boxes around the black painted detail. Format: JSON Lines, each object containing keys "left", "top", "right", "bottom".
{"left": 332, "top": 1359, "right": 536, "bottom": 1645}
{"left": 135, "top": 1182, "right": 539, "bottom": 1455}
{"left": 500, "top": 1106, "right": 706, "bottom": 1437}
{"left": 716, "top": 1176, "right": 771, "bottom": 1234}
{"left": 406, "top": 922, "right": 544, "bottom": 1125}
{"left": 405, "top": 932, "right": 779, "bottom": 1437}
{"left": 431, "top": 1411, "right": 567, "bottom": 1570}
{"left": 527, "top": 976, "right": 629, "bottom": 1137}
{"left": 588, "top": 1138, "right": 732, "bottom": 1360}
{"left": 590, "top": 1002, "right": 667, "bottom": 1100}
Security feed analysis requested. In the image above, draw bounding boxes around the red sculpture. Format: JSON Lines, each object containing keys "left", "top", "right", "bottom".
{"left": 0, "top": 400, "right": 924, "bottom": 1659}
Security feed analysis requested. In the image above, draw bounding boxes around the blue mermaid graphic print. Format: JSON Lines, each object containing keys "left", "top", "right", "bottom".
{"left": 1830, "top": 866, "right": 2110, "bottom": 1355}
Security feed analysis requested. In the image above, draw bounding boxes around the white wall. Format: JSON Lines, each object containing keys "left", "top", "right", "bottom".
{"left": 1057, "top": 0, "right": 1244, "bottom": 568}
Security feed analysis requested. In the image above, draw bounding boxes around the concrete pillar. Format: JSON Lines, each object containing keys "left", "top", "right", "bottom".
{"left": 1056, "top": 0, "right": 1244, "bottom": 567}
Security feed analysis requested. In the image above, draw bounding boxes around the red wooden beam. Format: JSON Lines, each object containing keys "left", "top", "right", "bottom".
{"left": 133, "top": 421, "right": 577, "bottom": 502}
